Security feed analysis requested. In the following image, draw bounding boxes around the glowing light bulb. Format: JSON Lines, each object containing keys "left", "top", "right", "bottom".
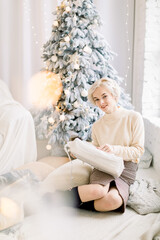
{"left": 48, "top": 117, "right": 55, "bottom": 124}
{"left": 66, "top": 6, "right": 71, "bottom": 12}
{"left": 46, "top": 144, "right": 52, "bottom": 150}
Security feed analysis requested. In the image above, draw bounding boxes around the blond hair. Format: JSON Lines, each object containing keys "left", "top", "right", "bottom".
{"left": 88, "top": 78, "right": 121, "bottom": 105}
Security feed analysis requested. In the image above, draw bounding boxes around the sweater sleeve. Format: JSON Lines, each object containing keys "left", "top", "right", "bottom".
{"left": 110, "top": 113, "right": 145, "bottom": 162}
{"left": 91, "top": 125, "right": 99, "bottom": 147}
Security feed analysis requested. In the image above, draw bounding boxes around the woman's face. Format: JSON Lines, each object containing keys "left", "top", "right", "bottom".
{"left": 92, "top": 85, "right": 117, "bottom": 114}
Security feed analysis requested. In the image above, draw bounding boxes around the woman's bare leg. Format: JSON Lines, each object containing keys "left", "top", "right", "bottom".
{"left": 78, "top": 183, "right": 110, "bottom": 202}
{"left": 94, "top": 186, "right": 123, "bottom": 212}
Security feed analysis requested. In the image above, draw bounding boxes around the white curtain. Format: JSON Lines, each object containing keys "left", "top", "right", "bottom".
{"left": 0, "top": 0, "right": 58, "bottom": 108}
{"left": 0, "top": 0, "right": 134, "bottom": 108}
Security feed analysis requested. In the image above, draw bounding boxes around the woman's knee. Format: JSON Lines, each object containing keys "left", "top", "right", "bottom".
{"left": 94, "top": 190, "right": 123, "bottom": 211}
{"left": 90, "top": 184, "right": 107, "bottom": 199}
{"left": 106, "top": 190, "right": 123, "bottom": 209}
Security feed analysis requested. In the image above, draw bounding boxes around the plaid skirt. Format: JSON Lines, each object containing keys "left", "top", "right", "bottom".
{"left": 89, "top": 161, "right": 138, "bottom": 213}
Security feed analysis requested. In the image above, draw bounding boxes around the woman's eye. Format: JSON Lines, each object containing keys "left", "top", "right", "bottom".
{"left": 103, "top": 95, "right": 108, "bottom": 98}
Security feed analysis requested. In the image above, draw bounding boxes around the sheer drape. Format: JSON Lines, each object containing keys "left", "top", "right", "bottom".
{"left": 0, "top": 0, "right": 133, "bottom": 108}
{"left": 0, "top": 0, "right": 58, "bottom": 107}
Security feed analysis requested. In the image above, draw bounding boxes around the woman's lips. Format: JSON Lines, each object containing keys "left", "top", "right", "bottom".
{"left": 101, "top": 105, "right": 108, "bottom": 109}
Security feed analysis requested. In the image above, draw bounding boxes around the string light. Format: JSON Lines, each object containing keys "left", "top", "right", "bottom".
{"left": 23, "top": 0, "right": 40, "bottom": 48}
{"left": 124, "top": 0, "right": 131, "bottom": 87}
{"left": 23, "top": 0, "right": 52, "bottom": 54}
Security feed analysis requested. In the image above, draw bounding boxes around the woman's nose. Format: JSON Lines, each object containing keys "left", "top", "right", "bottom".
{"left": 100, "top": 98, "right": 105, "bottom": 105}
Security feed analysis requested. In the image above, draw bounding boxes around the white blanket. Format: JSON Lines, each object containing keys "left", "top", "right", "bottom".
{"left": 0, "top": 167, "right": 160, "bottom": 239}
{"left": 0, "top": 80, "right": 37, "bottom": 174}
{"left": 127, "top": 178, "right": 160, "bottom": 214}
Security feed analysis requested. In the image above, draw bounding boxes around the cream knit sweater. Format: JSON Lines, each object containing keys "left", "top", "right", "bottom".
{"left": 92, "top": 107, "right": 145, "bottom": 163}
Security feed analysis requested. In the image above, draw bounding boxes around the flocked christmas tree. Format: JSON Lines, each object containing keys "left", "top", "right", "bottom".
{"left": 32, "top": 0, "right": 132, "bottom": 152}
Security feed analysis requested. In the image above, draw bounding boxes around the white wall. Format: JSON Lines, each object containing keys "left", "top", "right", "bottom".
{"left": 95, "top": 0, "right": 135, "bottom": 98}
{"left": 142, "top": 0, "right": 160, "bottom": 117}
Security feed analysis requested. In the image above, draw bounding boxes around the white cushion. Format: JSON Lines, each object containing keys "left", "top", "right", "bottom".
{"left": 139, "top": 148, "right": 152, "bottom": 169}
{"left": 127, "top": 178, "right": 160, "bottom": 214}
{"left": 41, "top": 159, "right": 93, "bottom": 193}
{"left": 65, "top": 138, "right": 124, "bottom": 178}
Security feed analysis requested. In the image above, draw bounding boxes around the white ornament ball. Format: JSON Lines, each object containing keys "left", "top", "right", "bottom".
{"left": 51, "top": 55, "right": 58, "bottom": 62}
{"left": 87, "top": 4, "right": 91, "bottom": 9}
{"left": 60, "top": 114, "right": 65, "bottom": 121}
{"left": 94, "top": 19, "right": 98, "bottom": 24}
{"left": 65, "top": 89, "right": 70, "bottom": 95}
{"left": 66, "top": 6, "right": 71, "bottom": 12}
{"left": 73, "top": 101, "right": 79, "bottom": 108}
{"left": 48, "top": 117, "right": 55, "bottom": 124}
{"left": 74, "top": 63, "right": 80, "bottom": 70}
{"left": 81, "top": 89, "right": 88, "bottom": 97}
{"left": 46, "top": 144, "right": 52, "bottom": 150}
{"left": 64, "top": 36, "right": 70, "bottom": 42}
{"left": 83, "top": 46, "right": 92, "bottom": 54}
{"left": 73, "top": 16, "right": 77, "bottom": 23}
{"left": 53, "top": 21, "right": 58, "bottom": 27}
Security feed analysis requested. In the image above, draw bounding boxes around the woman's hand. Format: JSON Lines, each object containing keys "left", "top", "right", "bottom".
{"left": 70, "top": 152, "right": 76, "bottom": 159}
{"left": 97, "top": 144, "right": 112, "bottom": 153}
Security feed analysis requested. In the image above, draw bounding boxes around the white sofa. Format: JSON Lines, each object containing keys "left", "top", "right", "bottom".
{"left": 0, "top": 80, "right": 37, "bottom": 174}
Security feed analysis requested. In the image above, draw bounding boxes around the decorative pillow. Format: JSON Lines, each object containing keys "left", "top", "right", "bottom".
{"left": 16, "top": 162, "right": 54, "bottom": 181}
{"left": 65, "top": 138, "right": 124, "bottom": 178}
{"left": 139, "top": 148, "right": 153, "bottom": 169}
{"left": 0, "top": 170, "right": 39, "bottom": 231}
{"left": 0, "top": 169, "right": 39, "bottom": 190}
{"left": 127, "top": 178, "right": 160, "bottom": 214}
{"left": 38, "top": 156, "right": 69, "bottom": 169}
{"left": 41, "top": 159, "right": 93, "bottom": 193}
{"left": 0, "top": 197, "right": 24, "bottom": 231}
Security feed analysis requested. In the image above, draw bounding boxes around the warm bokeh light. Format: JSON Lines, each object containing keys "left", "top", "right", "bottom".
{"left": 29, "top": 71, "right": 63, "bottom": 108}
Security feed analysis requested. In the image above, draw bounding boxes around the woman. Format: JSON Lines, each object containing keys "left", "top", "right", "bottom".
{"left": 84, "top": 77, "right": 144, "bottom": 212}
{"left": 46, "top": 77, "right": 144, "bottom": 213}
